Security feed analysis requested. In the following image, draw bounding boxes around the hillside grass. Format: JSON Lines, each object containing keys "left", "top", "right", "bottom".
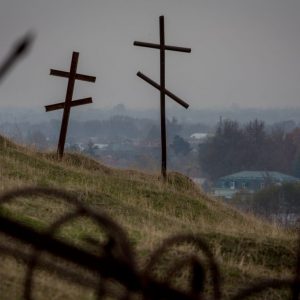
{"left": 0, "top": 134, "right": 298, "bottom": 299}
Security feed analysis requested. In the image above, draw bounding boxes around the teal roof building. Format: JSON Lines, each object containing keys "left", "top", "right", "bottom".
{"left": 214, "top": 171, "right": 299, "bottom": 199}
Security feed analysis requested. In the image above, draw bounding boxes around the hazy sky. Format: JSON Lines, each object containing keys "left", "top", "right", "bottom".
{"left": 1, "top": 0, "right": 300, "bottom": 110}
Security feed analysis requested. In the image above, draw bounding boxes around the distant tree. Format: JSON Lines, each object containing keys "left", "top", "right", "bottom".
{"left": 288, "top": 128, "right": 300, "bottom": 177}
{"left": 27, "top": 130, "right": 47, "bottom": 149}
{"left": 242, "top": 119, "right": 268, "bottom": 170}
{"left": 69, "top": 143, "right": 82, "bottom": 153}
{"left": 199, "top": 119, "right": 299, "bottom": 181}
{"left": 268, "top": 127, "right": 296, "bottom": 173}
{"left": 14, "top": 124, "right": 25, "bottom": 142}
{"left": 84, "top": 140, "right": 95, "bottom": 156}
{"left": 171, "top": 135, "right": 191, "bottom": 156}
{"left": 112, "top": 103, "right": 126, "bottom": 114}
{"left": 167, "top": 117, "right": 182, "bottom": 140}
{"left": 199, "top": 119, "right": 244, "bottom": 180}
{"left": 293, "top": 155, "right": 300, "bottom": 178}
{"left": 271, "top": 120, "right": 296, "bottom": 134}
{"left": 251, "top": 183, "right": 300, "bottom": 218}
{"left": 147, "top": 125, "right": 160, "bottom": 141}
{"left": 288, "top": 128, "right": 300, "bottom": 148}
{"left": 108, "top": 116, "right": 140, "bottom": 139}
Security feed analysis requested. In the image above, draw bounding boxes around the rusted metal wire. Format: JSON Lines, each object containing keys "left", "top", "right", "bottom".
{"left": 144, "top": 234, "right": 222, "bottom": 299}
{"left": 0, "top": 186, "right": 300, "bottom": 299}
{"left": 0, "top": 33, "right": 34, "bottom": 82}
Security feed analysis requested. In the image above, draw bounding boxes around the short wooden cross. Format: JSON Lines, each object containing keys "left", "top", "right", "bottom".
{"left": 134, "top": 15, "right": 191, "bottom": 179}
{"left": 45, "top": 51, "right": 96, "bottom": 159}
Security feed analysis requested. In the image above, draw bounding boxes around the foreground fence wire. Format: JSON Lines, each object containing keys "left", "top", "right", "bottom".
{"left": 0, "top": 33, "right": 34, "bottom": 82}
{"left": 0, "top": 187, "right": 299, "bottom": 299}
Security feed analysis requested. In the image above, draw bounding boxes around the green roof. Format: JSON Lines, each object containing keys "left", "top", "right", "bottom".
{"left": 219, "top": 171, "right": 299, "bottom": 182}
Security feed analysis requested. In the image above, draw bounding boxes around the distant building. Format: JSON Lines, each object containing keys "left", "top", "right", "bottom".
{"left": 214, "top": 171, "right": 299, "bottom": 199}
{"left": 189, "top": 133, "right": 209, "bottom": 144}
{"left": 68, "top": 143, "right": 85, "bottom": 152}
{"left": 190, "top": 133, "right": 208, "bottom": 140}
{"left": 93, "top": 143, "right": 108, "bottom": 150}
{"left": 188, "top": 133, "right": 211, "bottom": 154}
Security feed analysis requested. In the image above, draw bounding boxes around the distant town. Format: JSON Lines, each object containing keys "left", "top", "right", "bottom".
{"left": 3, "top": 105, "right": 300, "bottom": 226}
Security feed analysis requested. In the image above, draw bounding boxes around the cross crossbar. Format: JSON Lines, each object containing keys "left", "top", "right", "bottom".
{"left": 45, "top": 97, "right": 93, "bottom": 112}
{"left": 50, "top": 69, "right": 96, "bottom": 83}
{"left": 137, "top": 72, "right": 189, "bottom": 109}
{"left": 133, "top": 41, "right": 191, "bottom": 53}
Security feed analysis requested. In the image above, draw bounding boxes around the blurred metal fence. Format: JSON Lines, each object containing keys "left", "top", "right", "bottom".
{"left": 0, "top": 187, "right": 299, "bottom": 299}
{"left": 0, "top": 33, "right": 34, "bottom": 83}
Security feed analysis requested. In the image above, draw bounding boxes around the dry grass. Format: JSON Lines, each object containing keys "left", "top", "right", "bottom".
{"left": 0, "top": 134, "right": 298, "bottom": 299}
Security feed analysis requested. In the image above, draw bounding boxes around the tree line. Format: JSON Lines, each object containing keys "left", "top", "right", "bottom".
{"left": 199, "top": 119, "right": 300, "bottom": 181}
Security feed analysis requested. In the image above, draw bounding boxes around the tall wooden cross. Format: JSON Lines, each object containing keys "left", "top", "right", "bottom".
{"left": 45, "top": 52, "right": 96, "bottom": 159}
{"left": 134, "top": 16, "right": 191, "bottom": 179}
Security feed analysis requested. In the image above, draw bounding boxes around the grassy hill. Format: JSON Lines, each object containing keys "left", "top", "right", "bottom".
{"left": 0, "top": 134, "right": 298, "bottom": 299}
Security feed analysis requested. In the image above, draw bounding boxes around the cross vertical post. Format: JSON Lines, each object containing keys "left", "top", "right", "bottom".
{"left": 57, "top": 52, "right": 78, "bottom": 159}
{"left": 134, "top": 16, "right": 191, "bottom": 180}
{"left": 160, "top": 16, "right": 167, "bottom": 179}
{"left": 45, "top": 51, "right": 96, "bottom": 159}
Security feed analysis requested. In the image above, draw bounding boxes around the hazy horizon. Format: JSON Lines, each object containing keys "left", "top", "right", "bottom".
{"left": 1, "top": 0, "right": 300, "bottom": 110}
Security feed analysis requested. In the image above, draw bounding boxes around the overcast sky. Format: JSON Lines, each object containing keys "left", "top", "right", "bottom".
{"left": 1, "top": 0, "right": 300, "bottom": 111}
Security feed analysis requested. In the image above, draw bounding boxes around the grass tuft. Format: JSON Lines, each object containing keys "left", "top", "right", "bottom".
{"left": 0, "top": 134, "right": 297, "bottom": 299}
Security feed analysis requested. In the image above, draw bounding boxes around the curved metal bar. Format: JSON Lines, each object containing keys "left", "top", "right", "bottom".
{"left": 0, "top": 187, "right": 300, "bottom": 300}
{"left": 144, "top": 234, "right": 222, "bottom": 300}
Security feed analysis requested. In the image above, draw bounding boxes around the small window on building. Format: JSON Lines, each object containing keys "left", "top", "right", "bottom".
{"left": 260, "top": 182, "right": 265, "bottom": 189}
{"left": 230, "top": 181, "right": 235, "bottom": 190}
{"left": 242, "top": 182, "right": 246, "bottom": 189}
